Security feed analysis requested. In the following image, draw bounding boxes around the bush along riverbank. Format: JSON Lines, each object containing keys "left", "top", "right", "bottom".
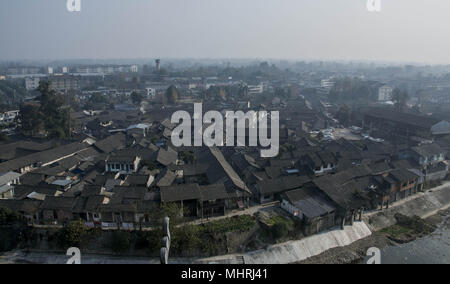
{"left": 0, "top": 207, "right": 28, "bottom": 252}
{"left": 13, "top": 215, "right": 260, "bottom": 258}
{"left": 297, "top": 209, "right": 449, "bottom": 264}
{"left": 3, "top": 200, "right": 309, "bottom": 259}
{"left": 381, "top": 213, "right": 437, "bottom": 244}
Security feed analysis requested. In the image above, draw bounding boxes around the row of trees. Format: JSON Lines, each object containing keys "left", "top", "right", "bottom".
{"left": 0, "top": 80, "right": 28, "bottom": 106}
{"left": 329, "top": 78, "right": 374, "bottom": 105}
{"left": 392, "top": 87, "right": 409, "bottom": 112}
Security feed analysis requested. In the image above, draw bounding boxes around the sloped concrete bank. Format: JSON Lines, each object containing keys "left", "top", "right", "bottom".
{"left": 365, "top": 183, "right": 450, "bottom": 232}
{"left": 298, "top": 184, "right": 450, "bottom": 264}
{"left": 243, "top": 222, "right": 371, "bottom": 264}
{"left": 198, "top": 222, "right": 372, "bottom": 264}
{"left": 199, "top": 183, "right": 450, "bottom": 264}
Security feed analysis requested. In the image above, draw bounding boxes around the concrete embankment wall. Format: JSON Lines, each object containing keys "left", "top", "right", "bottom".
{"left": 365, "top": 184, "right": 450, "bottom": 232}
{"left": 201, "top": 185, "right": 450, "bottom": 264}
{"left": 242, "top": 222, "right": 371, "bottom": 264}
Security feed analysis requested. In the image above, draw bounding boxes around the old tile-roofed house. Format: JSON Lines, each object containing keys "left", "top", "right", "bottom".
{"left": 93, "top": 185, "right": 157, "bottom": 228}
{"left": 0, "top": 140, "right": 61, "bottom": 162}
{"left": 299, "top": 151, "right": 337, "bottom": 176}
{"left": 19, "top": 172, "right": 46, "bottom": 186}
{"left": 160, "top": 183, "right": 201, "bottom": 203}
{"left": 206, "top": 147, "right": 251, "bottom": 196}
{"left": 230, "top": 153, "right": 262, "bottom": 186}
{"left": 363, "top": 107, "right": 438, "bottom": 140}
{"left": 399, "top": 143, "right": 448, "bottom": 181}
{"left": 123, "top": 174, "right": 154, "bottom": 187}
{"left": 410, "top": 143, "right": 446, "bottom": 166}
{"left": 264, "top": 166, "right": 283, "bottom": 179}
{"left": 431, "top": 120, "right": 450, "bottom": 136}
{"left": 0, "top": 142, "right": 90, "bottom": 174}
{"left": 156, "top": 146, "right": 178, "bottom": 166}
{"left": 104, "top": 179, "right": 122, "bottom": 192}
{"left": 314, "top": 176, "right": 369, "bottom": 214}
{"left": 312, "top": 166, "right": 374, "bottom": 226}
{"left": 199, "top": 183, "right": 230, "bottom": 202}
{"left": 180, "top": 163, "right": 209, "bottom": 184}
{"left": 112, "top": 186, "right": 148, "bottom": 202}
{"left": 13, "top": 183, "right": 63, "bottom": 200}
{"left": 105, "top": 149, "right": 142, "bottom": 174}
{"left": 160, "top": 183, "right": 201, "bottom": 217}
{"left": 256, "top": 175, "right": 311, "bottom": 203}
{"left": 0, "top": 171, "right": 21, "bottom": 199}
{"left": 135, "top": 138, "right": 159, "bottom": 152}
{"left": 182, "top": 163, "right": 209, "bottom": 176}
{"left": 351, "top": 140, "right": 395, "bottom": 163}
{"left": 33, "top": 155, "right": 82, "bottom": 177}
{"left": 326, "top": 139, "right": 364, "bottom": 168}
{"left": 72, "top": 195, "right": 109, "bottom": 224}
{"left": 155, "top": 168, "right": 176, "bottom": 187}
{"left": 281, "top": 187, "right": 336, "bottom": 235}
{"left": 231, "top": 153, "right": 260, "bottom": 173}
{"left": 0, "top": 199, "right": 42, "bottom": 222}
{"left": 93, "top": 132, "right": 127, "bottom": 154}
{"left": 40, "top": 196, "right": 77, "bottom": 223}
{"left": 100, "top": 200, "right": 138, "bottom": 228}
{"left": 160, "top": 182, "right": 238, "bottom": 217}
{"left": 80, "top": 185, "right": 104, "bottom": 197}
{"left": 379, "top": 169, "right": 420, "bottom": 205}
{"left": 198, "top": 183, "right": 231, "bottom": 217}
{"left": 367, "top": 161, "right": 393, "bottom": 175}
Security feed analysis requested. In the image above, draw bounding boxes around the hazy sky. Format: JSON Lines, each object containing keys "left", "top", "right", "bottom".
{"left": 1, "top": 0, "right": 450, "bottom": 63}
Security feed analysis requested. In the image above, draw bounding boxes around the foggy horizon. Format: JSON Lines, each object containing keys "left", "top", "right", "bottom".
{"left": 2, "top": 0, "right": 450, "bottom": 64}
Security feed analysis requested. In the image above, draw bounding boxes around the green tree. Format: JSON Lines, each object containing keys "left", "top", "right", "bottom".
{"left": 19, "top": 103, "right": 43, "bottom": 136}
{"left": 19, "top": 81, "right": 71, "bottom": 138}
{"left": 180, "top": 151, "right": 195, "bottom": 164}
{"left": 144, "top": 203, "right": 185, "bottom": 252}
{"left": 392, "top": 88, "right": 409, "bottom": 112}
{"left": 336, "top": 105, "right": 351, "bottom": 125}
{"left": 57, "top": 220, "right": 88, "bottom": 248}
{"left": 131, "top": 91, "right": 144, "bottom": 105}
{"left": 166, "top": 85, "right": 179, "bottom": 104}
{"left": 109, "top": 231, "right": 131, "bottom": 253}
{"left": 0, "top": 207, "right": 23, "bottom": 225}
{"left": 88, "top": 92, "right": 108, "bottom": 104}
{"left": 171, "top": 225, "right": 200, "bottom": 254}
{"left": 271, "top": 217, "right": 293, "bottom": 239}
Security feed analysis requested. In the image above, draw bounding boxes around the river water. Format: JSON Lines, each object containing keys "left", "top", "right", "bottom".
{"left": 365, "top": 215, "right": 450, "bottom": 264}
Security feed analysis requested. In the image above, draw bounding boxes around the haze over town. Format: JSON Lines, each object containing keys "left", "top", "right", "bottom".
{"left": 2, "top": 0, "right": 450, "bottom": 64}
{"left": 1, "top": 0, "right": 450, "bottom": 266}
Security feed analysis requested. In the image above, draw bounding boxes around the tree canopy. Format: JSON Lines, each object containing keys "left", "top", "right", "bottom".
{"left": 131, "top": 91, "right": 144, "bottom": 105}
{"left": 166, "top": 85, "right": 179, "bottom": 104}
{"left": 392, "top": 88, "right": 409, "bottom": 112}
{"left": 20, "top": 81, "right": 71, "bottom": 138}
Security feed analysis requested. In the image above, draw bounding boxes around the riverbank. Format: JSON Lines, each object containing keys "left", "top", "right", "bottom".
{"left": 296, "top": 182, "right": 450, "bottom": 264}
{"left": 2, "top": 183, "right": 450, "bottom": 264}
{"left": 297, "top": 208, "right": 450, "bottom": 264}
